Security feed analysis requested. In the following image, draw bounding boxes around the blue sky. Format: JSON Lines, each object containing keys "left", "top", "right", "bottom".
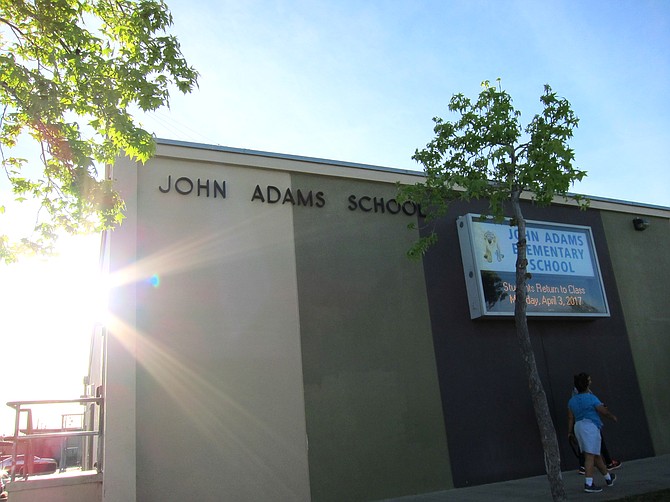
{"left": 138, "top": 0, "right": 669, "bottom": 206}
{"left": 1, "top": 0, "right": 669, "bottom": 433}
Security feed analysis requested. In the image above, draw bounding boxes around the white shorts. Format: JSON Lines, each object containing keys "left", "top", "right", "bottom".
{"left": 575, "top": 419, "right": 602, "bottom": 455}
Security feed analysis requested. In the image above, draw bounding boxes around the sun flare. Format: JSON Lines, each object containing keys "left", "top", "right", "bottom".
{"left": 0, "top": 233, "right": 107, "bottom": 434}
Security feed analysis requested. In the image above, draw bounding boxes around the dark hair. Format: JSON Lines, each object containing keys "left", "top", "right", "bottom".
{"left": 574, "top": 373, "right": 590, "bottom": 392}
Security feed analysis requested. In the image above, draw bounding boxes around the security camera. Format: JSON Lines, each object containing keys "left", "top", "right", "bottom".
{"left": 632, "top": 217, "right": 649, "bottom": 231}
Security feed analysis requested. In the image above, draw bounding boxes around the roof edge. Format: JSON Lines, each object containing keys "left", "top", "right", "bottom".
{"left": 155, "top": 138, "right": 423, "bottom": 179}
{"left": 154, "top": 138, "right": 669, "bottom": 214}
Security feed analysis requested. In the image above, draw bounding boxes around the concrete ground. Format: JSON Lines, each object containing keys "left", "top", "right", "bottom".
{"left": 383, "top": 454, "right": 670, "bottom": 501}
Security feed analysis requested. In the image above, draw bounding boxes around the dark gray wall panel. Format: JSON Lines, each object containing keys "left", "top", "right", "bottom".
{"left": 422, "top": 201, "right": 654, "bottom": 487}
{"left": 292, "top": 174, "right": 452, "bottom": 501}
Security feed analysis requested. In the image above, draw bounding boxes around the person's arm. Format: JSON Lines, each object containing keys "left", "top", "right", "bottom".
{"left": 568, "top": 408, "right": 576, "bottom": 437}
{"left": 596, "top": 404, "right": 618, "bottom": 422}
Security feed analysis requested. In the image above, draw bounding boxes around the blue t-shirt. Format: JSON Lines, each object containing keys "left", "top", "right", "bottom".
{"left": 569, "top": 392, "right": 603, "bottom": 428}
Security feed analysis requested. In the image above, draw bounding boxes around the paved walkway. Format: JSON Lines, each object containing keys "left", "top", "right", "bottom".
{"left": 383, "top": 454, "right": 670, "bottom": 501}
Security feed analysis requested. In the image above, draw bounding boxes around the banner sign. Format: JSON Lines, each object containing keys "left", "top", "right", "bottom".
{"left": 456, "top": 214, "right": 610, "bottom": 318}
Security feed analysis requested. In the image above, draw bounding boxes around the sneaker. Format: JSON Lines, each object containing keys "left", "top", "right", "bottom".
{"left": 607, "top": 459, "right": 622, "bottom": 470}
{"left": 578, "top": 466, "right": 586, "bottom": 475}
{"left": 606, "top": 473, "right": 616, "bottom": 487}
{"left": 584, "top": 484, "right": 603, "bottom": 493}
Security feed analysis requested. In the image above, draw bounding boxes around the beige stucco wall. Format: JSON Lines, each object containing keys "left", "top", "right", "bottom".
{"left": 106, "top": 149, "right": 313, "bottom": 501}
{"left": 104, "top": 155, "right": 138, "bottom": 501}
{"left": 7, "top": 472, "right": 102, "bottom": 502}
{"left": 600, "top": 212, "right": 670, "bottom": 455}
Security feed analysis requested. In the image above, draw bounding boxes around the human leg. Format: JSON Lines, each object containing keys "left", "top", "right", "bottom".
{"left": 584, "top": 453, "right": 596, "bottom": 478}
{"left": 598, "top": 403, "right": 619, "bottom": 463}
{"left": 575, "top": 421, "right": 606, "bottom": 492}
{"left": 594, "top": 454, "right": 608, "bottom": 476}
{"left": 583, "top": 454, "right": 605, "bottom": 492}
{"left": 582, "top": 453, "right": 603, "bottom": 493}
{"left": 601, "top": 434, "right": 622, "bottom": 469}
{"left": 594, "top": 455, "right": 617, "bottom": 487}
{"left": 601, "top": 435, "right": 612, "bottom": 464}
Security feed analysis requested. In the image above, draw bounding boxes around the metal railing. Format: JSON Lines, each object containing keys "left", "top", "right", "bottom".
{"left": 4, "top": 397, "right": 104, "bottom": 482}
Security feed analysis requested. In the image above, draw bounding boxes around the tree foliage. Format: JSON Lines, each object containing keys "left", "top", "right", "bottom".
{"left": 400, "top": 80, "right": 587, "bottom": 502}
{"left": 0, "top": 0, "right": 198, "bottom": 262}
{"left": 402, "top": 79, "right": 587, "bottom": 258}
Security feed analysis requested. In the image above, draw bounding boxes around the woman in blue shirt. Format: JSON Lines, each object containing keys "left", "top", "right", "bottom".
{"left": 568, "top": 373, "right": 618, "bottom": 493}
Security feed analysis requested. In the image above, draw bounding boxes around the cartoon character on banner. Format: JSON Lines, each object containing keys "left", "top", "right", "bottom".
{"left": 483, "top": 230, "right": 504, "bottom": 263}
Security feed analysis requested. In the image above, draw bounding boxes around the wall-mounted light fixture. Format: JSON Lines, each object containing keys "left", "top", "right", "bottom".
{"left": 632, "top": 217, "right": 649, "bottom": 231}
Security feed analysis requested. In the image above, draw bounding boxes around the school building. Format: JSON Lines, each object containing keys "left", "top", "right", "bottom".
{"left": 97, "top": 139, "right": 669, "bottom": 501}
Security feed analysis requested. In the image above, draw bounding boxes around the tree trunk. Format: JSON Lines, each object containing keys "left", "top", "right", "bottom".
{"left": 511, "top": 193, "right": 567, "bottom": 502}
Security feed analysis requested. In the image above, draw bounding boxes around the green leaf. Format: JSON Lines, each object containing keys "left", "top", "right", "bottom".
{"left": 0, "top": 0, "right": 199, "bottom": 262}
{"left": 400, "top": 80, "right": 586, "bottom": 253}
